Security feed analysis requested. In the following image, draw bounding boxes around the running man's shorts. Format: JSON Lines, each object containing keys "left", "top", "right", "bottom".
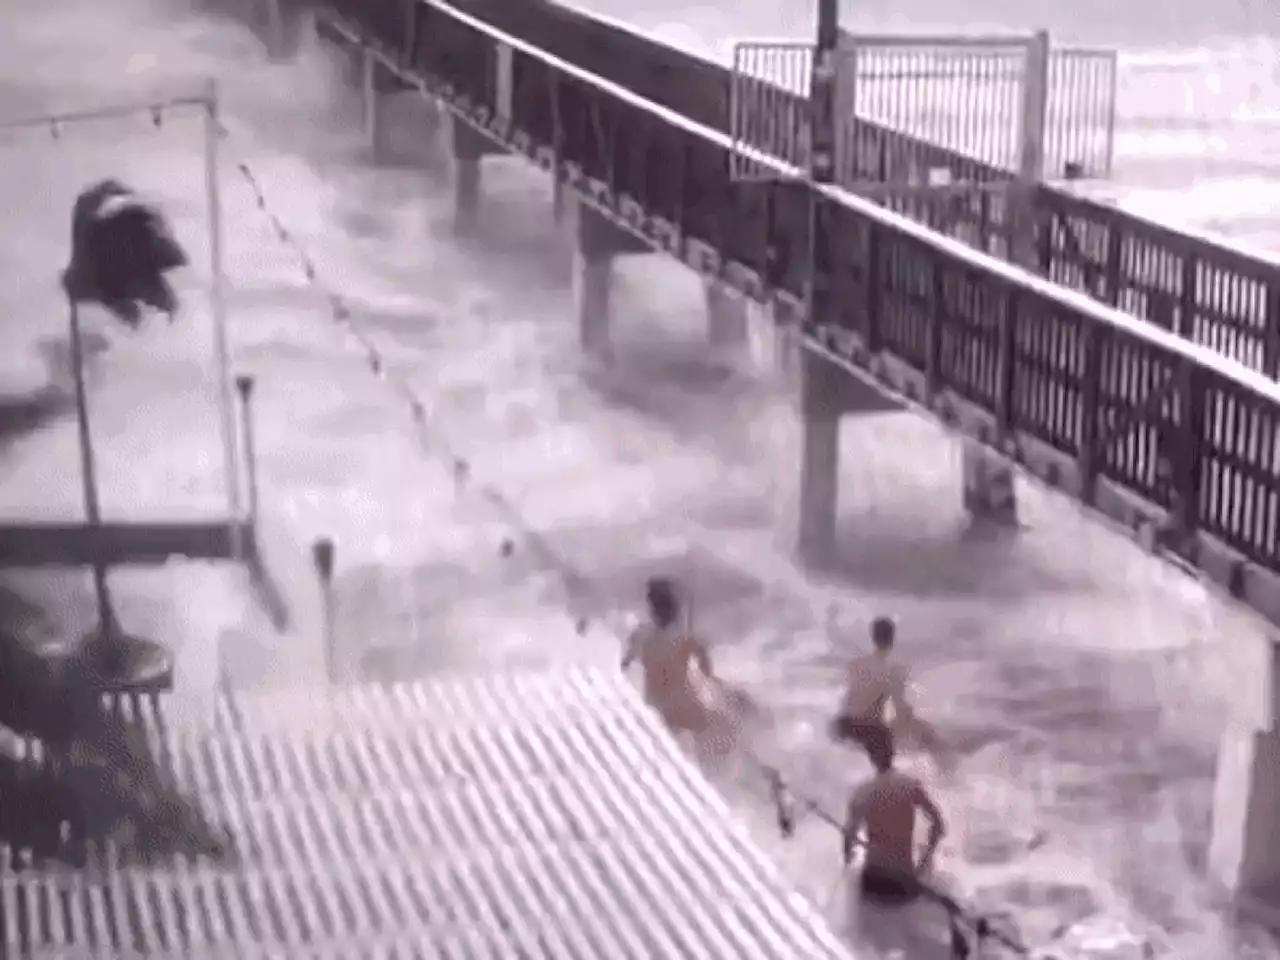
{"left": 859, "top": 865, "right": 921, "bottom": 906}
{"left": 830, "top": 714, "right": 891, "bottom": 752}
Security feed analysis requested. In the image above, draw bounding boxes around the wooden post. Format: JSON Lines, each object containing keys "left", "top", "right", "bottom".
{"left": 1015, "top": 29, "right": 1050, "bottom": 267}
{"left": 68, "top": 299, "right": 174, "bottom": 690}
{"left": 67, "top": 299, "right": 115, "bottom": 640}
{"left": 235, "top": 375, "right": 260, "bottom": 527}
{"left": 312, "top": 537, "right": 336, "bottom": 682}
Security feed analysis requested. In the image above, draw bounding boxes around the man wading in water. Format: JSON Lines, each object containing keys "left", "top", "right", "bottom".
{"left": 830, "top": 616, "right": 950, "bottom": 772}
{"left": 843, "top": 724, "right": 947, "bottom": 905}
{"left": 621, "top": 576, "right": 750, "bottom": 765}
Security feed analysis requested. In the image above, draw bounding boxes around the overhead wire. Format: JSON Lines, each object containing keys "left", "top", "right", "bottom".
{"left": 216, "top": 111, "right": 1090, "bottom": 956}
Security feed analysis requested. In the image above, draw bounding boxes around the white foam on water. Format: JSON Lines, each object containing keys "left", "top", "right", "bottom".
{"left": 3, "top": 0, "right": 1280, "bottom": 957}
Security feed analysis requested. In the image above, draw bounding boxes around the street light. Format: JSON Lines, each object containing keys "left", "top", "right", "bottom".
{"left": 806, "top": 0, "right": 840, "bottom": 333}
{"left": 59, "top": 179, "right": 189, "bottom": 693}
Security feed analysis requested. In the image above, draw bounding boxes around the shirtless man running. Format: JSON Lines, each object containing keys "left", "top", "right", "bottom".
{"left": 621, "top": 577, "right": 745, "bottom": 763}
{"left": 842, "top": 724, "right": 947, "bottom": 906}
{"left": 830, "top": 616, "right": 949, "bottom": 770}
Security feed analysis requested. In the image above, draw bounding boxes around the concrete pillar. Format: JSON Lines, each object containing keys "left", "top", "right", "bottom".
{"left": 448, "top": 119, "right": 494, "bottom": 234}
{"left": 569, "top": 197, "right": 649, "bottom": 359}
{"left": 1210, "top": 724, "right": 1280, "bottom": 897}
{"left": 308, "top": 11, "right": 364, "bottom": 87}
{"left": 440, "top": 38, "right": 514, "bottom": 233}
{"left": 705, "top": 283, "right": 749, "bottom": 352}
{"left": 256, "top": 0, "right": 309, "bottom": 60}
{"left": 574, "top": 255, "right": 613, "bottom": 357}
{"left": 773, "top": 324, "right": 911, "bottom": 565}
{"left": 363, "top": 56, "right": 442, "bottom": 168}
{"left": 962, "top": 443, "right": 1019, "bottom": 527}
{"left": 367, "top": 89, "right": 441, "bottom": 168}
{"left": 361, "top": 51, "right": 385, "bottom": 160}
{"left": 745, "top": 298, "right": 782, "bottom": 374}
{"left": 797, "top": 412, "right": 842, "bottom": 567}
{"left": 787, "top": 348, "right": 860, "bottom": 567}
{"left": 1210, "top": 637, "right": 1280, "bottom": 899}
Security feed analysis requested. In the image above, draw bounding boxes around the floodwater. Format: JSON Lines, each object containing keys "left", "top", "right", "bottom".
{"left": 1, "top": 0, "right": 1279, "bottom": 956}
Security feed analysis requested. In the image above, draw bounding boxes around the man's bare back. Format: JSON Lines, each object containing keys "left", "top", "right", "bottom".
{"left": 628, "top": 622, "right": 710, "bottom": 719}
{"left": 840, "top": 651, "right": 909, "bottom": 721}
{"left": 843, "top": 725, "right": 946, "bottom": 906}
{"left": 620, "top": 577, "right": 753, "bottom": 765}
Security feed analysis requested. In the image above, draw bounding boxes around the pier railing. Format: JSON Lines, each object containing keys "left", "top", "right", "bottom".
{"left": 419, "top": 0, "right": 1280, "bottom": 381}
{"left": 326, "top": 0, "right": 1280, "bottom": 588}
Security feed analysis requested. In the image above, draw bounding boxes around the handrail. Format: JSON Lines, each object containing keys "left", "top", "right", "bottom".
{"left": 749, "top": 758, "right": 1053, "bottom": 957}
{"left": 425, "top": 0, "right": 1280, "bottom": 411}
{"left": 553, "top": 1, "right": 1280, "bottom": 277}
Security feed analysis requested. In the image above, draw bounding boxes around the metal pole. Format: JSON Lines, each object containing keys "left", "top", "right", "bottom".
{"left": 312, "top": 538, "right": 337, "bottom": 683}
{"left": 807, "top": 0, "right": 840, "bottom": 321}
{"left": 67, "top": 299, "right": 117, "bottom": 638}
{"left": 786, "top": 0, "right": 843, "bottom": 565}
{"left": 204, "top": 79, "right": 244, "bottom": 559}
{"left": 235, "top": 375, "right": 260, "bottom": 524}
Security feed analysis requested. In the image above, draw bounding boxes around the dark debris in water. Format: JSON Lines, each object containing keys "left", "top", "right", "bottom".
{"left": 822, "top": 511, "right": 1095, "bottom": 599}
{"left": 0, "top": 736, "right": 235, "bottom": 871}
{"left": 0, "top": 600, "right": 233, "bottom": 869}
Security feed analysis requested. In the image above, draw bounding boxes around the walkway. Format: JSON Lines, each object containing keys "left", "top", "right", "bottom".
{"left": 1, "top": 668, "right": 851, "bottom": 959}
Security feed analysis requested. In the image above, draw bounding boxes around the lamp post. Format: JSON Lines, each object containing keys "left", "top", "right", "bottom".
{"left": 62, "top": 181, "right": 177, "bottom": 694}
{"left": 64, "top": 298, "right": 172, "bottom": 694}
{"left": 806, "top": 0, "right": 840, "bottom": 340}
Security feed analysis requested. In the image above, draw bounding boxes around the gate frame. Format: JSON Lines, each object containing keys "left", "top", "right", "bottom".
{"left": 839, "top": 31, "right": 1049, "bottom": 195}
{"left": 730, "top": 31, "right": 1053, "bottom": 269}
{"left": 0, "top": 80, "right": 242, "bottom": 537}
{"left": 0, "top": 81, "right": 245, "bottom": 691}
{"left": 730, "top": 32, "right": 1050, "bottom": 191}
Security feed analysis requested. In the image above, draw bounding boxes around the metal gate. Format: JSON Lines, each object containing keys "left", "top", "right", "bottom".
{"left": 729, "top": 33, "right": 1116, "bottom": 185}
{"left": 728, "top": 40, "right": 813, "bottom": 182}
{"left": 841, "top": 34, "right": 1031, "bottom": 178}
{"left": 1047, "top": 47, "right": 1117, "bottom": 180}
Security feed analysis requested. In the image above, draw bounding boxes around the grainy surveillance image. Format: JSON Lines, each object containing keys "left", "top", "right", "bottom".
{"left": 1, "top": 0, "right": 1278, "bottom": 956}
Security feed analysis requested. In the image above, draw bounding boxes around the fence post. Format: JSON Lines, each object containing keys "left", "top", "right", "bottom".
{"left": 832, "top": 31, "right": 859, "bottom": 185}
{"left": 312, "top": 538, "right": 337, "bottom": 683}
{"left": 1013, "top": 30, "right": 1050, "bottom": 268}
{"left": 1018, "top": 30, "right": 1050, "bottom": 187}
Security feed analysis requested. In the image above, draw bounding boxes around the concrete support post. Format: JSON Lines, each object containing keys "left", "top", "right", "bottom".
{"left": 775, "top": 310, "right": 804, "bottom": 389}
{"left": 1210, "top": 639, "right": 1280, "bottom": 900}
{"left": 258, "top": 0, "right": 308, "bottom": 60}
{"left": 774, "top": 326, "right": 909, "bottom": 565}
{"left": 360, "top": 48, "right": 375, "bottom": 124}
{"left": 453, "top": 160, "right": 481, "bottom": 233}
{"left": 1211, "top": 724, "right": 1280, "bottom": 899}
{"left": 569, "top": 197, "right": 649, "bottom": 360}
{"left": 797, "top": 413, "right": 841, "bottom": 566}
{"left": 744, "top": 299, "right": 801, "bottom": 385}
{"left": 366, "top": 90, "right": 442, "bottom": 168}
{"left": 574, "top": 254, "right": 614, "bottom": 357}
{"left": 1211, "top": 723, "right": 1280, "bottom": 891}
{"left": 705, "top": 283, "right": 748, "bottom": 352}
{"left": 309, "top": 13, "right": 361, "bottom": 86}
{"left": 962, "top": 442, "right": 1019, "bottom": 527}
{"left": 440, "top": 39, "right": 517, "bottom": 232}
{"left": 786, "top": 348, "right": 854, "bottom": 568}
{"left": 361, "top": 51, "right": 386, "bottom": 161}
{"left": 449, "top": 119, "right": 490, "bottom": 234}
{"left": 364, "top": 56, "right": 442, "bottom": 168}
